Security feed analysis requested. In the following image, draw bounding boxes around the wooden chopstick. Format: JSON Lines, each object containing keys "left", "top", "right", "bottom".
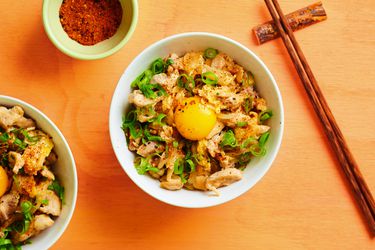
{"left": 264, "top": 0, "right": 375, "bottom": 235}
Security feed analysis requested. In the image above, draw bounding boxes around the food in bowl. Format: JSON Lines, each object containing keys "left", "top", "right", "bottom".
{"left": 0, "top": 105, "right": 64, "bottom": 248}
{"left": 59, "top": 0, "right": 123, "bottom": 46}
{"left": 122, "top": 48, "right": 273, "bottom": 195}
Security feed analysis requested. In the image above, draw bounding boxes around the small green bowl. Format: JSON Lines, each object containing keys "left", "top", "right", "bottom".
{"left": 42, "top": 0, "right": 138, "bottom": 60}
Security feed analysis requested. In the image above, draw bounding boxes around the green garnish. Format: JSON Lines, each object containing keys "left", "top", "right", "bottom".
{"left": 185, "top": 159, "right": 195, "bottom": 172}
{"left": 173, "top": 160, "right": 184, "bottom": 175}
{"left": 240, "top": 137, "right": 256, "bottom": 149}
{"left": 238, "top": 152, "right": 252, "bottom": 165}
{"left": 148, "top": 114, "right": 166, "bottom": 126}
{"left": 236, "top": 121, "right": 248, "bottom": 127}
{"left": 219, "top": 130, "right": 237, "bottom": 148}
{"left": 21, "top": 201, "right": 33, "bottom": 221}
{"left": 122, "top": 111, "right": 142, "bottom": 139}
{"left": 143, "top": 126, "right": 164, "bottom": 142}
{"left": 243, "top": 97, "right": 253, "bottom": 113}
{"left": 13, "top": 138, "right": 27, "bottom": 150}
{"left": 135, "top": 157, "right": 159, "bottom": 175}
{"left": 172, "top": 141, "right": 179, "bottom": 148}
{"left": 0, "top": 132, "right": 9, "bottom": 143}
{"left": 260, "top": 110, "right": 273, "bottom": 122}
{"left": 48, "top": 180, "right": 65, "bottom": 204}
{"left": 166, "top": 58, "right": 174, "bottom": 66}
{"left": 204, "top": 48, "right": 218, "bottom": 59}
{"left": 40, "top": 199, "right": 49, "bottom": 206}
{"left": 177, "top": 74, "right": 195, "bottom": 92}
{"left": 151, "top": 58, "right": 165, "bottom": 74}
{"left": 131, "top": 69, "right": 167, "bottom": 99}
{"left": 202, "top": 72, "right": 218, "bottom": 85}
{"left": 243, "top": 71, "right": 255, "bottom": 86}
{"left": 249, "top": 144, "right": 266, "bottom": 157}
{"left": 259, "top": 131, "right": 270, "bottom": 148}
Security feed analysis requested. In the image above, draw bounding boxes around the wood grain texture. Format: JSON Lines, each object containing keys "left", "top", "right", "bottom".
{"left": 0, "top": 0, "right": 374, "bottom": 249}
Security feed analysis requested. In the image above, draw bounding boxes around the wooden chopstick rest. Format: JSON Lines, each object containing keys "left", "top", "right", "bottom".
{"left": 253, "top": 1, "right": 327, "bottom": 45}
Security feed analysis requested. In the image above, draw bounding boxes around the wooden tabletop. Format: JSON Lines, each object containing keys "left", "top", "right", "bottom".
{"left": 1, "top": 0, "right": 375, "bottom": 249}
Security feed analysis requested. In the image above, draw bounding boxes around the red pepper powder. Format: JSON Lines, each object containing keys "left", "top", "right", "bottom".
{"left": 59, "top": 0, "right": 123, "bottom": 46}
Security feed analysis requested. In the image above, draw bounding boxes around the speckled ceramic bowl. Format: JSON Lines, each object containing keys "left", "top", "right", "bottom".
{"left": 42, "top": 0, "right": 138, "bottom": 60}
{"left": 109, "top": 32, "right": 284, "bottom": 208}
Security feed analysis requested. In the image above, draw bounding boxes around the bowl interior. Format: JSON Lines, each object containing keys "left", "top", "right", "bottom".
{"left": 0, "top": 96, "right": 77, "bottom": 250}
{"left": 43, "top": 0, "right": 138, "bottom": 59}
{"left": 110, "top": 33, "right": 284, "bottom": 208}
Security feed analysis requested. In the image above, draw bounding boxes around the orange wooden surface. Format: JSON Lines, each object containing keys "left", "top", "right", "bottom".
{"left": 1, "top": 0, "right": 375, "bottom": 249}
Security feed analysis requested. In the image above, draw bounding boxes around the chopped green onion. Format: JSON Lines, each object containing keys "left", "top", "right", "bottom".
{"left": 236, "top": 121, "right": 248, "bottom": 127}
{"left": 21, "top": 201, "right": 33, "bottom": 220}
{"left": 48, "top": 180, "right": 65, "bottom": 204}
{"left": 144, "top": 126, "right": 164, "bottom": 142}
{"left": 172, "top": 141, "right": 179, "bottom": 148}
{"left": 122, "top": 111, "right": 142, "bottom": 139}
{"left": 135, "top": 157, "right": 159, "bottom": 175}
{"left": 173, "top": 160, "right": 184, "bottom": 175}
{"left": 166, "top": 58, "right": 174, "bottom": 65}
{"left": 185, "top": 159, "right": 195, "bottom": 172}
{"left": 202, "top": 72, "right": 218, "bottom": 85}
{"left": 204, "top": 48, "right": 218, "bottom": 59}
{"left": 148, "top": 114, "right": 166, "bottom": 126}
{"left": 243, "top": 97, "right": 253, "bottom": 113}
{"left": 260, "top": 110, "right": 273, "bottom": 122}
{"left": 151, "top": 58, "right": 165, "bottom": 74}
{"left": 259, "top": 131, "right": 270, "bottom": 148}
{"left": 238, "top": 152, "right": 252, "bottom": 165}
{"left": 243, "top": 71, "right": 255, "bottom": 86}
{"left": 131, "top": 69, "right": 153, "bottom": 88}
{"left": 40, "top": 199, "right": 49, "bottom": 205}
{"left": 220, "top": 130, "right": 237, "bottom": 148}
{"left": 13, "top": 138, "right": 27, "bottom": 150}
{"left": 0, "top": 132, "right": 9, "bottom": 143}
{"left": 249, "top": 144, "right": 266, "bottom": 157}
{"left": 180, "top": 173, "right": 187, "bottom": 184}
{"left": 240, "top": 137, "right": 257, "bottom": 149}
{"left": 177, "top": 74, "right": 195, "bottom": 91}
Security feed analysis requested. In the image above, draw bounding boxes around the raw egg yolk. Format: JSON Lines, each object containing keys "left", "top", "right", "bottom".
{"left": 175, "top": 97, "right": 216, "bottom": 140}
{"left": 0, "top": 166, "right": 8, "bottom": 197}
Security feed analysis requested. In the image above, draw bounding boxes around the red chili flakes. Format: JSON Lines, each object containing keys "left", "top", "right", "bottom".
{"left": 59, "top": 0, "right": 123, "bottom": 46}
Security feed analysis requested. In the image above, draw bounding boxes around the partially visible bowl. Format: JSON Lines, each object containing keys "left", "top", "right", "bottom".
{"left": 0, "top": 95, "right": 78, "bottom": 250}
{"left": 109, "top": 32, "right": 284, "bottom": 208}
{"left": 42, "top": 0, "right": 138, "bottom": 60}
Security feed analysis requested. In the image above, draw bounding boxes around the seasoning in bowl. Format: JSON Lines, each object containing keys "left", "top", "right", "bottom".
{"left": 59, "top": 0, "right": 123, "bottom": 46}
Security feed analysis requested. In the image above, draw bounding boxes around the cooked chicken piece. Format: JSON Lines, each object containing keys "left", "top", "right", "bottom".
{"left": 41, "top": 167, "right": 55, "bottom": 180}
{"left": 234, "top": 123, "right": 270, "bottom": 140}
{"left": 207, "top": 132, "right": 223, "bottom": 158}
{"left": 206, "top": 121, "right": 225, "bottom": 140}
{"left": 202, "top": 65, "right": 235, "bottom": 86}
{"left": 0, "top": 192, "right": 20, "bottom": 223}
{"left": 136, "top": 141, "right": 165, "bottom": 158}
{"left": 160, "top": 175, "right": 183, "bottom": 190}
{"left": 217, "top": 154, "right": 238, "bottom": 169}
{"left": 232, "top": 64, "right": 245, "bottom": 83}
{"left": 13, "top": 175, "right": 36, "bottom": 198}
{"left": 188, "top": 172, "right": 208, "bottom": 191}
{"left": 151, "top": 72, "right": 179, "bottom": 93}
{"left": 198, "top": 85, "right": 244, "bottom": 111}
{"left": 206, "top": 168, "right": 243, "bottom": 195}
{"left": 12, "top": 214, "right": 54, "bottom": 243}
{"left": 38, "top": 190, "right": 61, "bottom": 216}
{"left": 8, "top": 151, "right": 24, "bottom": 174}
{"left": 22, "top": 133, "right": 54, "bottom": 175}
{"left": 183, "top": 52, "right": 205, "bottom": 75}
{"left": 128, "top": 137, "right": 141, "bottom": 151}
{"left": 165, "top": 147, "right": 184, "bottom": 170}
{"left": 128, "top": 90, "right": 161, "bottom": 107}
{"left": 217, "top": 112, "right": 251, "bottom": 127}
{"left": 210, "top": 53, "right": 235, "bottom": 72}
{"left": 148, "top": 168, "right": 165, "bottom": 179}
{"left": 33, "top": 214, "right": 54, "bottom": 231}
{"left": 160, "top": 126, "right": 173, "bottom": 143}
{"left": 254, "top": 97, "right": 268, "bottom": 112}
{"left": 0, "top": 106, "right": 35, "bottom": 130}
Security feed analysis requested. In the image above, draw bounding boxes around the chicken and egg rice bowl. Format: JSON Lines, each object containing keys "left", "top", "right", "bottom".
{"left": 0, "top": 106, "right": 64, "bottom": 249}
{"left": 122, "top": 48, "right": 273, "bottom": 195}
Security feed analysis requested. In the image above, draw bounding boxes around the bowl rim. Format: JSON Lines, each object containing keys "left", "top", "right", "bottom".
{"left": 0, "top": 95, "right": 78, "bottom": 248}
{"left": 109, "top": 32, "right": 284, "bottom": 208}
{"left": 42, "top": 0, "right": 139, "bottom": 60}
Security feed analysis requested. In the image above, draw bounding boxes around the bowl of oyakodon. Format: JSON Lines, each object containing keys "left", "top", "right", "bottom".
{"left": 109, "top": 32, "right": 284, "bottom": 208}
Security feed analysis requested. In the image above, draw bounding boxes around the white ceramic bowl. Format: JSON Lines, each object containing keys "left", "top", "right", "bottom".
{"left": 0, "top": 95, "right": 78, "bottom": 250}
{"left": 109, "top": 32, "right": 284, "bottom": 208}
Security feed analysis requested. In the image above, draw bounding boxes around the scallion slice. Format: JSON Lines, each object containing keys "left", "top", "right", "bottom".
{"left": 177, "top": 74, "right": 195, "bottom": 91}
{"left": 202, "top": 72, "right": 218, "bottom": 85}
{"left": 204, "top": 48, "right": 218, "bottom": 59}
{"left": 260, "top": 110, "right": 273, "bottom": 122}
{"left": 151, "top": 58, "right": 165, "bottom": 74}
{"left": 258, "top": 131, "right": 270, "bottom": 148}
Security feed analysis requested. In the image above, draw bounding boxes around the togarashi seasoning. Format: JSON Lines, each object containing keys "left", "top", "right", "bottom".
{"left": 59, "top": 0, "right": 123, "bottom": 46}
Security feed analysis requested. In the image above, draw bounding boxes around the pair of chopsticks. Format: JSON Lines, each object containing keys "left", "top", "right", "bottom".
{"left": 264, "top": 0, "right": 375, "bottom": 235}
